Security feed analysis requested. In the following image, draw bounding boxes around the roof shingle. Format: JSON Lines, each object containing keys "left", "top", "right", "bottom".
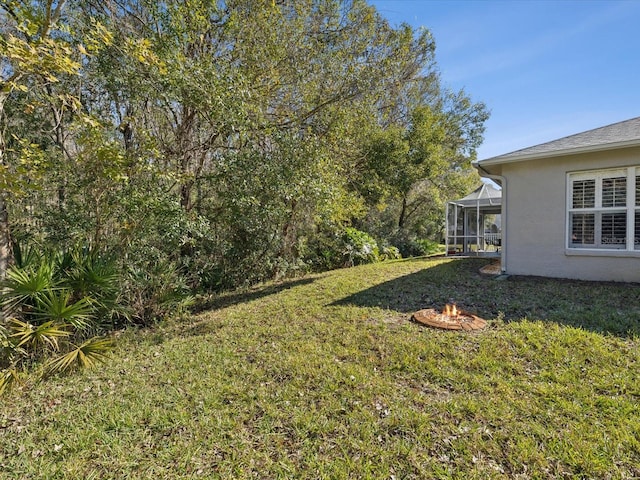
{"left": 479, "top": 116, "right": 640, "bottom": 165}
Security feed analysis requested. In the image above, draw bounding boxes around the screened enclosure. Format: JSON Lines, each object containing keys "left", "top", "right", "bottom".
{"left": 446, "top": 183, "right": 502, "bottom": 256}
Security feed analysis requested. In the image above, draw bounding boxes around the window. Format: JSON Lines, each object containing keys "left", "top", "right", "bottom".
{"left": 567, "top": 167, "right": 639, "bottom": 251}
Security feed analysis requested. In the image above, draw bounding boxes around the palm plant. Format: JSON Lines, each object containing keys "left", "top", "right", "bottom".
{"left": 0, "top": 324, "right": 22, "bottom": 395}
{"left": 0, "top": 243, "right": 117, "bottom": 395}
{"left": 12, "top": 241, "right": 42, "bottom": 270}
{"left": 62, "top": 248, "right": 118, "bottom": 297}
{"left": 0, "top": 368, "right": 20, "bottom": 396}
{"left": 0, "top": 322, "right": 15, "bottom": 363}
{"left": 58, "top": 247, "right": 131, "bottom": 326}
{"left": 1, "top": 318, "right": 70, "bottom": 394}
{"left": 124, "top": 258, "right": 193, "bottom": 325}
{"left": 0, "top": 323, "right": 24, "bottom": 369}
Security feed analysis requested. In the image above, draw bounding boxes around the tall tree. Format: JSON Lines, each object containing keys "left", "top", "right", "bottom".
{"left": 0, "top": 0, "right": 83, "bottom": 280}
{"left": 357, "top": 86, "right": 488, "bottom": 241}
{"left": 2, "top": 0, "right": 490, "bottom": 293}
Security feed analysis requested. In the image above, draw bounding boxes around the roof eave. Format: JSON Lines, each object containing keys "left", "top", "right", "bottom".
{"left": 476, "top": 138, "right": 640, "bottom": 167}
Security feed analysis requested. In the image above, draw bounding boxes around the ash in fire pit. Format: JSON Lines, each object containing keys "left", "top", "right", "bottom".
{"left": 412, "top": 304, "right": 487, "bottom": 331}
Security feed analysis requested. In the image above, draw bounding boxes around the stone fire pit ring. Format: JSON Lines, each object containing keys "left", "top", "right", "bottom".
{"left": 412, "top": 307, "right": 487, "bottom": 331}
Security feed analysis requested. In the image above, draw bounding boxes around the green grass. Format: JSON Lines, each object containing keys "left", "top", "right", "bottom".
{"left": 1, "top": 257, "right": 639, "bottom": 479}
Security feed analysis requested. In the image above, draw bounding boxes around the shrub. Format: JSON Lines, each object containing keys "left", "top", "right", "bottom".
{"left": 416, "top": 238, "right": 444, "bottom": 256}
{"left": 342, "top": 228, "right": 380, "bottom": 266}
{"left": 123, "top": 257, "right": 194, "bottom": 326}
{"left": 380, "top": 245, "right": 402, "bottom": 261}
{"left": 0, "top": 244, "right": 119, "bottom": 395}
{"left": 388, "top": 231, "right": 444, "bottom": 258}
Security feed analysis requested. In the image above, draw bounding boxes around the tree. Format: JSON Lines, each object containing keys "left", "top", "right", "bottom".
{"left": 0, "top": 0, "right": 84, "bottom": 280}
{"left": 73, "top": 0, "right": 452, "bottom": 280}
{"left": 3, "top": 0, "right": 489, "bottom": 294}
{"left": 357, "top": 84, "right": 488, "bottom": 245}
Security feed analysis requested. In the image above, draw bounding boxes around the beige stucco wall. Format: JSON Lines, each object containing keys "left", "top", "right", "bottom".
{"left": 498, "top": 146, "right": 640, "bottom": 283}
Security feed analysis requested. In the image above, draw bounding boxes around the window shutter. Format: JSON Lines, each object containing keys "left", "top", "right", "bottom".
{"left": 602, "top": 176, "right": 626, "bottom": 207}
{"left": 572, "top": 179, "right": 595, "bottom": 208}
{"left": 571, "top": 213, "right": 595, "bottom": 245}
{"left": 601, "top": 212, "right": 626, "bottom": 246}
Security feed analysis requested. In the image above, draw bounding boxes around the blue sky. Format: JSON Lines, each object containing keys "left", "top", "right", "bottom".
{"left": 369, "top": 0, "right": 640, "bottom": 160}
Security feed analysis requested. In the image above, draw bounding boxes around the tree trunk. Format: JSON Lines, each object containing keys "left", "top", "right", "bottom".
{"left": 0, "top": 196, "right": 10, "bottom": 282}
{"left": 0, "top": 93, "right": 11, "bottom": 283}
{"left": 398, "top": 196, "right": 408, "bottom": 229}
{"left": 0, "top": 108, "right": 11, "bottom": 319}
{"left": 180, "top": 179, "right": 194, "bottom": 212}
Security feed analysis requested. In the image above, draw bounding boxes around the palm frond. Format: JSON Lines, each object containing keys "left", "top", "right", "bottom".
{"left": 54, "top": 248, "right": 76, "bottom": 278}
{"left": 1, "top": 263, "right": 57, "bottom": 313}
{"left": 65, "top": 252, "right": 119, "bottom": 299}
{"left": 12, "top": 241, "right": 42, "bottom": 270}
{"left": 8, "top": 318, "right": 70, "bottom": 351}
{"left": 0, "top": 368, "right": 20, "bottom": 396}
{"left": 0, "top": 322, "right": 10, "bottom": 348}
{"left": 44, "top": 336, "right": 113, "bottom": 376}
{"left": 1, "top": 322, "right": 26, "bottom": 364}
{"left": 33, "top": 290, "right": 95, "bottom": 331}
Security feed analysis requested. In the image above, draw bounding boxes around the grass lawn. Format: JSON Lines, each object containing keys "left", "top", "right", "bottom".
{"left": 1, "top": 257, "right": 639, "bottom": 479}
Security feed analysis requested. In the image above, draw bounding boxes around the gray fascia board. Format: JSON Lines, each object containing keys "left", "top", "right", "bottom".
{"left": 476, "top": 138, "right": 640, "bottom": 167}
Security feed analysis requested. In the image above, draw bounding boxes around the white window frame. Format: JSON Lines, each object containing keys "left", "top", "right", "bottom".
{"left": 566, "top": 166, "right": 639, "bottom": 256}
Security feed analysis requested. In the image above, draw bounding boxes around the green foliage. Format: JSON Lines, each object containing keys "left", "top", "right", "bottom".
{"left": 2, "top": 244, "right": 123, "bottom": 326}
{"left": 12, "top": 240, "right": 42, "bottom": 269}
{"left": 0, "top": 321, "right": 24, "bottom": 367}
{"left": 7, "top": 0, "right": 485, "bottom": 277}
{"left": 1, "top": 0, "right": 490, "bottom": 357}
{"left": 356, "top": 88, "right": 488, "bottom": 247}
{"left": 8, "top": 318, "right": 70, "bottom": 351}
{"left": 124, "top": 258, "right": 194, "bottom": 326}
{"left": 307, "top": 228, "right": 402, "bottom": 271}
{"left": 1, "top": 259, "right": 56, "bottom": 311}
{"left": 379, "top": 245, "right": 402, "bottom": 261}
{"left": 56, "top": 246, "right": 129, "bottom": 325}
{"left": 0, "top": 367, "right": 20, "bottom": 396}
{"left": 33, "top": 291, "right": 94, "bottom": 331}
{"left": 387, "top": 232, "right": 445, "bottom": 257}
{"left": 416, "top": 238, "right": 444, "bottom": 255}
{"left": 342, "top": 227, "right": 380, "bottom": 266}
{"left": 0, "top": 244, "right": 121, "bottom": 395}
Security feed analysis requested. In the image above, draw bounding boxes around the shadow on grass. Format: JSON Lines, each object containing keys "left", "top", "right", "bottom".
{"left": 195, "top": 276, "right": 317, "bottom": 313}
{"left": 331, "top": 258, "right": 640, "bottom": 338}
{"left": 158, "top": 277, "right": 319, "bottom": 340}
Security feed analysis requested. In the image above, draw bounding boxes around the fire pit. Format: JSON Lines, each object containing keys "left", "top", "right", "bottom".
{"left": 412, "top": 304, "right": 487, "bottom": 331}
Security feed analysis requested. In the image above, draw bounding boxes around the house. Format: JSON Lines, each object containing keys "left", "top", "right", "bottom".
{"left": 473, "top": 116, "right": 640, "bottom": 283}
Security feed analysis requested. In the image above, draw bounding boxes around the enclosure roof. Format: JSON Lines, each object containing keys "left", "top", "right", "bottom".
{"left": 451, "top": 183, "right": 501, "bottom": 207}
{"left": 476, "top": 116, "right": 640, "bottom": 168}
